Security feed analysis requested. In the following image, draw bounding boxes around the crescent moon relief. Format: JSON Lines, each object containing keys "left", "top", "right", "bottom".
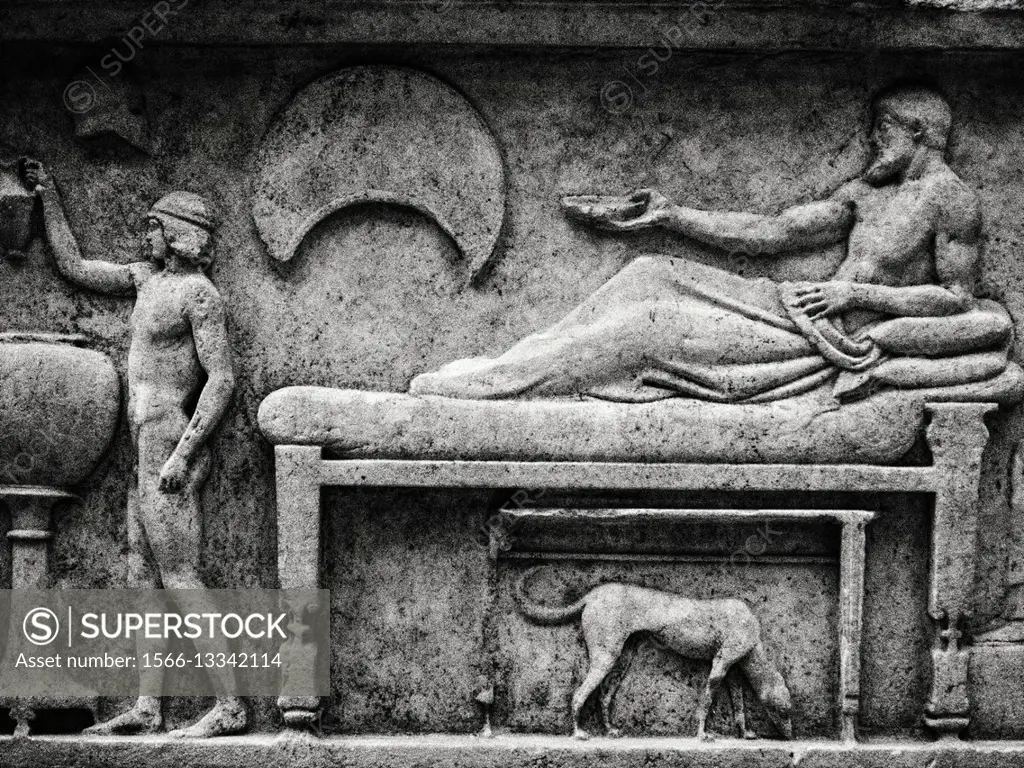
{"left": 252, "top": 66, "right": 507, "bottom": 285}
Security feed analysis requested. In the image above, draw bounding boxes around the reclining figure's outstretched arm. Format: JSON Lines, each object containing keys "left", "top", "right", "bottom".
{"left": 598, "top": 187, "right": 857, "bottom": 255}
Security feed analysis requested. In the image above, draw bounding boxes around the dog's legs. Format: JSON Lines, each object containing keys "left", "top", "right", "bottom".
{"left": 598, "top": 669, "right": 622, "bottom": 738}
{"left": 727, "top": 673, "right": 756, "bottom": 739}
{"left": 739, "top": 643, "right": 794, "bottom": 740}
{"left": 696, "top": 656, "right": 730, "bottom": 741}
{"left": 572, "top": 649, "right": 619, "bottom": 740}
{"left": 599, "top": 641, "right": 636, "bottom": 738}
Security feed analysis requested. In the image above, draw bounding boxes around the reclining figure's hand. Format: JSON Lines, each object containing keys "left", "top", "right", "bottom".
{"left": 601, "top": 188, "right": 674, "bottom": 231}
{"left": 788, "top": 281, "right": 858, "bottom": 319}
{"left": 561, "top": 188, "right": 674, "bottom": 232}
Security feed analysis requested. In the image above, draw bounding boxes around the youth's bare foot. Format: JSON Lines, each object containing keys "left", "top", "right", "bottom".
{"left": 573, "top": 726, "right": 591, "bottom": 740}
{"left": 85, "top": 700, "right": 162, "bottom": 735}
{"left": 167, "top": 698, "right": 247, "bottom": 738}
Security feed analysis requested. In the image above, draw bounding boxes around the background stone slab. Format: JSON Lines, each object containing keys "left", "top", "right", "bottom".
{"left": 0, "top": 41, "right": 1020, "bottom": 737}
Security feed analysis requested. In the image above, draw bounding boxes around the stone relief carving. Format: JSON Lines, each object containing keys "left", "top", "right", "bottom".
{"left": 971, "top": 447, "right": 1024, "bottom": 736}
{"left": 493, "top": 508, "right": 873, "bottom": 741}
{"left": 257, "top": 80, "right": 1015, "bottom": 741}
{"left": 0, "top": 157, "right": 35, "bottom": 263}
{"left": 474, "top": 684, "right": 495, "bottom": 738}
{"left": 26, "top": 162, "right": 243, "bottom": 738}
{"left": 411, "top": 85, "right": 1018, "bottom": 406}
{"left": 0, "top": 331, "right": 120, "bottom": 735}
{"left": 978, "top": 445, "right": 1024, "bottom": 645}
{"left": 253, "top": 66, "right": 506, "bottom": 285}
{"left": 1, "top": 9, "right": 1023, "bottom": 758}
{"left": 515, "top": 568, "right": 794, "bottom": 741}
{"left": 0, "top": 333, "right": 120, "bottom": 495}
{"left": 0, "top": 162, "right": 120, "bottom": 736}
{"left": 65, "top": 64, "right": 153, "bottom": 154}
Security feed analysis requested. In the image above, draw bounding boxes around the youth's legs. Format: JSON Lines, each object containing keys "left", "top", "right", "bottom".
{"left": 137, "top": 428, "right": 246, "bottom": 737}
{"left": 86, "top": 464, "right": 163, "bottom": 735}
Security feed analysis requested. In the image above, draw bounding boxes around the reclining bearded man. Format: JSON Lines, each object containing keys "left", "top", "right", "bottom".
{"left": 410, "top": 84, "right": 1014, "bottom": 404}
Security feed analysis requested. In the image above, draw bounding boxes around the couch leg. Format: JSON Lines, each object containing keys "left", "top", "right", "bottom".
{"left": 275, "top": 445, "right": 325, "bottom": 733}
{"left": 923, "top": 402, "right": 996, "bottom": 739}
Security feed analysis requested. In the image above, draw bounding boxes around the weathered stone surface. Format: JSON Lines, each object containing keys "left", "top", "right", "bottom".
{"left": 513, "top": 568, "right": 795, "bottom": 740}
{"left": 5, "top": 2, "right": 1024, "bottom": 49}
{"left": 970, "top": 644, "right": 1024, "bottom": 739}
{"left": 408, "top": 86, "right": 1015, "bottom": 407}
{"left": 3, "top": 9, "right": 1024, "bottom": 758}
{"left": 66, "top": 63, "right": 151, "bottom": 154}
{"left": 24, "top": 166, "right": 246, "bottom": 737}
{"left": 259, "top": 383, "right": 1021, "bottom": 464}
{"left": 0, "top": 337, "right": 119, "bottom": 487}
{"left": 253, "top": 66, "right": 506, "bottom": 283}
{"left": 907, "top": 0, "right": 1024, "bottom": 9}
{"left": 259, "top": 77, "right": 1013, "bottom": 741}
{"left": 0, "top": 159, "right": 34, "bottom": 262}
{"left": 5, "top": 735, "right": 1024, "bottom": 768}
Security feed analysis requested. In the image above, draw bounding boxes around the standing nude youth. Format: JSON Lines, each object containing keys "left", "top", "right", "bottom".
{"left": 27, "top": 161, "right": 246, "bottom": 737}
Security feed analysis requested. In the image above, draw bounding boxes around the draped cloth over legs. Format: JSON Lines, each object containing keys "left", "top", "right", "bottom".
{"left": 410, "top": 256, "right": 1012, "bottom": 404}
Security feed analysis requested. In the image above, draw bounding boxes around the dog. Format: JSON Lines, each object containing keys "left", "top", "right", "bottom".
{"left": 515, "top": 568, "right": 794, "bottom": 741}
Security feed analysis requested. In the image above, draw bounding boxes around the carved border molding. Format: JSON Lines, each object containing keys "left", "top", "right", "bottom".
{"left": 3, "top": 2, "right": 1024, "bottom": 49}
{"left": 7, "top": 734, "right": 1024, "bottom": 767}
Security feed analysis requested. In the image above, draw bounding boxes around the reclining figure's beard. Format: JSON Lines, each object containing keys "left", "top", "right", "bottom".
{"left": 863, "top": 152, "right": 906, "bottom": 186}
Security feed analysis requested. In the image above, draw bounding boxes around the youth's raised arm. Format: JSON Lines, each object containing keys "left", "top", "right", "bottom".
{"left": 25, "top": 161, "right": 135, "bottom": 296}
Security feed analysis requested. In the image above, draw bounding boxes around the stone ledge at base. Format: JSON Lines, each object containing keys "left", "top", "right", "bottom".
{"left": 5, "top": 735, "right": 1024, "bottom": 768}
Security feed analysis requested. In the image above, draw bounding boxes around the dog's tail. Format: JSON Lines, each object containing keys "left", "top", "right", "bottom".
{"left": 514, "top": 567, "right": 589, "bottom": 625}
